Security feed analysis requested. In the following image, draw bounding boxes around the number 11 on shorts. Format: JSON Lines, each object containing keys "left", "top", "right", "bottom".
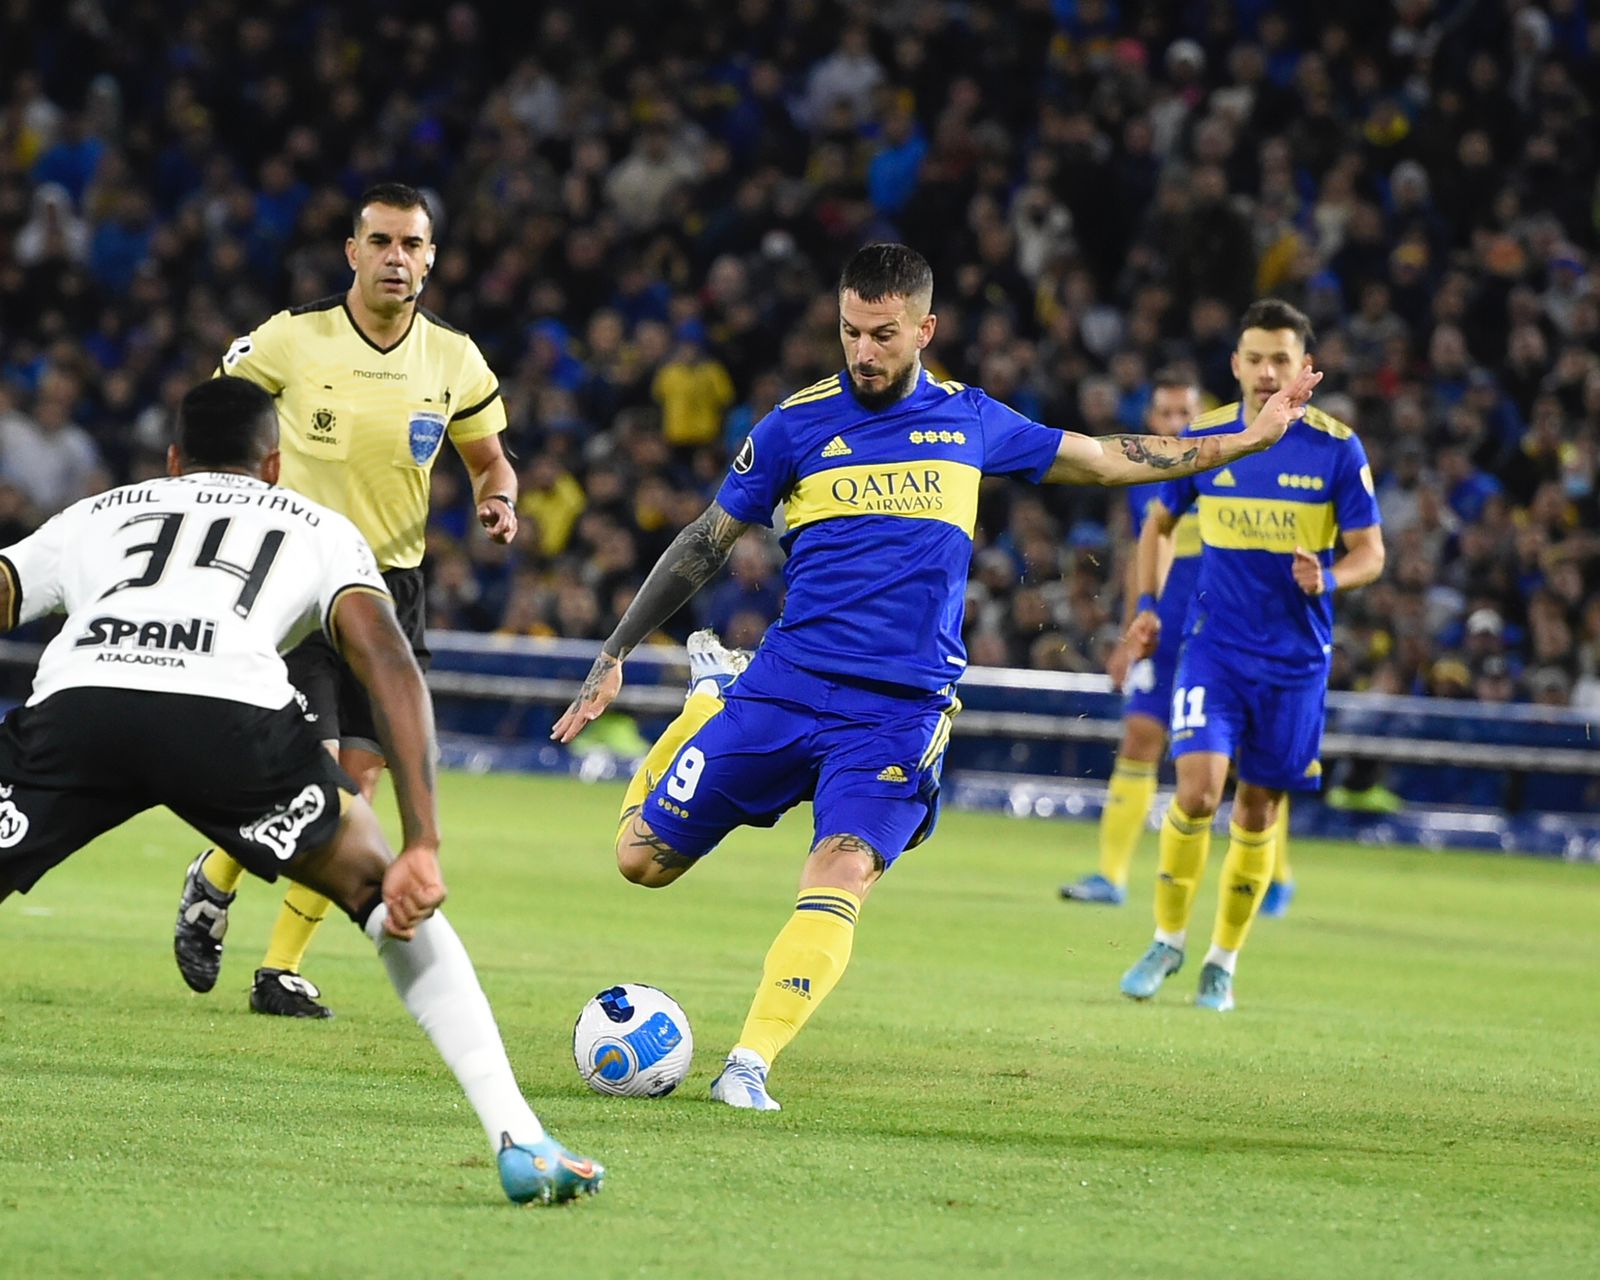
{"left": 1171, "top": 685, "right": 1207, "bottom": 732}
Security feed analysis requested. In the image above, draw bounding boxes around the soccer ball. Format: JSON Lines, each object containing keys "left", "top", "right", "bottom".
{"left": 573, "top": 983, "right": 694, "bottom": 1097}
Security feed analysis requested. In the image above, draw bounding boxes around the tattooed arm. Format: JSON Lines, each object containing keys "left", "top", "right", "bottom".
{"left": 550, "top": 500, "right": 750, "bottom": 744}
{"left": 1045, "top": 366, "right": 1323, "bottom": 486}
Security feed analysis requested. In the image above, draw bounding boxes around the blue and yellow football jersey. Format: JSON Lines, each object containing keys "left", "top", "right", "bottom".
{"left": 717, "top": 370, "right": 1062, "bottom": 690}
{"left": 1130, "top": 482, "right": 1202, "bottom": 637}
{"left": 1157, "top": 402, "right": 1381, "bottom": 681}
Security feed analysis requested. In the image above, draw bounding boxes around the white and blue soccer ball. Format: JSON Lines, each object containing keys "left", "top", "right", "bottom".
{"left": 573, "top": 983, "right": 694, "bottom": 1097}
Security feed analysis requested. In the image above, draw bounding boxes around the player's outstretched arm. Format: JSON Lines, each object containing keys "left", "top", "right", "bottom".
{"left": 1046, "top": 367, "right": 1323, "bottom": 486}
{"left": 552, "top": 500, "right": 750, "bottom": 744}
{"left": 333, "top": 591, "right": 445, "bottom": 933}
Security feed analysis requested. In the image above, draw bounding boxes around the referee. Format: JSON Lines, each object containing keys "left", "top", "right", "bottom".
{"left": 172, "top": 182, "right": 518, "bottom": 1017}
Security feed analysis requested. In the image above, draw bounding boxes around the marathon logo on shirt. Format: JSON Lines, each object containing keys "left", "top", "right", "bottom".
{"left": 75, "top": 615, "right": 217, "bottom": 668}
{"left": 784, "top": 460, "right": 981, "bottom": 536}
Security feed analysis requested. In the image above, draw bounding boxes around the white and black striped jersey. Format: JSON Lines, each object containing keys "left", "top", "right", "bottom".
{"left": 0, "top": 472, "right": 389, "bottom": 709}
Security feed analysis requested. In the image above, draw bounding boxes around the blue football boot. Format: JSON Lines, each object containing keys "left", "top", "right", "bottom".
{"left": 1119, "top": 940, "right": 1184, "bottom": 1000}
{"left": 497, "top": 1132, "right": 605, "bottom": 1205}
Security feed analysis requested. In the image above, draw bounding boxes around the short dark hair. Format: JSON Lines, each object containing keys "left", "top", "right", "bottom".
{"left": 1238, "top": 298, "right": 1315, "bottom": 350}
{"left": 177, "top": 378, "right": 278, "bottom": 468}
{"left": 1151, "top": 365, "right": 1198, "bottom": 394}
{"left": 838, "top": 243, "right": 934, "bottom": 307}
{"left": 353, "top": 182, "right": 433, "bottom": 236}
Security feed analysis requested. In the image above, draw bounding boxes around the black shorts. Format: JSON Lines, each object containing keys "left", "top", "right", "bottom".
{"left": 285, "top": 566, "right": 428, "bottom": 754}
{"left": 0, "top": 687, "right": 356, "bottom": 900}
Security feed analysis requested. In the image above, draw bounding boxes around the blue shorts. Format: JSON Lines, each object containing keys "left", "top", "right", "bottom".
{"left": 1123, "top": 627, "right": 1181, "bottom": 724}
{"left": 1167, "top": 641, "right": 1326, "bottom": 792}
{"left": 641, "top": 651, "right": 958, "bottom": 868}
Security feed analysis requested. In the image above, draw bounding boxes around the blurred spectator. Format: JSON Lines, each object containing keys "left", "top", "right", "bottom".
{"left": 0, "top": 0, "right": 1593, "bottom": 715}
{"left": 702, "top": 538, "right": 783, "bottom": 637}
{"left": 0, "top": 372, "right": 106, "bottom": 515}
{"left": 652, "top": 322, "right": 735, "bottom": 448}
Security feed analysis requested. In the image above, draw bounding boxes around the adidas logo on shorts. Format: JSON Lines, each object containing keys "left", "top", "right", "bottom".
{"left": 820, "top": 435, "right": 852, "bottom": 458}
{"left": 876, "top": 764, "right": 909, "bottom": 783}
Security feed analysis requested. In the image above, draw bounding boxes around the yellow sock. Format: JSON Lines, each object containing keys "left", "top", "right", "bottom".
{"left": 617, "top": 691, "right": 723, "bottom": 842}
{"left": 1097, "top": 757, "right": 1158, "bottom": 886}
{"left": 735, "top": 889, "right": 861, "bottom": 1067}
{"left": 261, "top": 881, "right": 331, "bottom": 973}
{"left": 1212, "top": 822, "right": 1276, "bottom": 952}
{"left": 1271, "top": 799, "right": 1293, "bottom": 885}
{"left": 1153, "top": 802, "right": 1212, "bottom": 939}
{"left": 200, "top": 847, "right": 246, "bottom": 894}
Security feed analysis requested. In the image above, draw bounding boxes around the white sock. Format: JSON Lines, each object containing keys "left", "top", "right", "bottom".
{"left": 1203, "top": 944, "right": 1238, "bottom": 975}
{"left": 689, "top": 677, "right": 725, "bottom": 700}
{"left": 366, "top": 904, "right": 545, "bottom": 1150}
{"left": 1155, "top": 928, "right": 1186, "bottom": 951}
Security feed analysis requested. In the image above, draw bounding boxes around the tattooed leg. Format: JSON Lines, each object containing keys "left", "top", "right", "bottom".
{"left": 617, "top": 814, "right": 699, "bottom": 888}
{"left": 801, "top": 833, "right": 887, "bottom": 901}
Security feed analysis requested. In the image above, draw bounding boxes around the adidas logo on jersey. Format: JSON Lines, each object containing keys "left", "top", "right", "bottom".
{"left": 776, "top": 977, "right": 812, "bottom": 998}
{"left": 821, "top": 436, "right": 852, "bottom": 458}
{"left": 876, "top": 764, "right": 909, "bottom": 783}
{"left": 1214, "top": 468, "right": 1237, "bottom": 487}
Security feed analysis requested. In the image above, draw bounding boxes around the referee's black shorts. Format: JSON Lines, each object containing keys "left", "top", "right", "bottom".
{"left": 285, "top": 566, "right": 428, "bottom": 755}
{"left": 0, "top": 687, "right": 356, "bottom": 901}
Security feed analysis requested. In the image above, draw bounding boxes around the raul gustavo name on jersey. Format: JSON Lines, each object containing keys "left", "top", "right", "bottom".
{"left": 92, "top": 479, "right": 326, "bottom": 527}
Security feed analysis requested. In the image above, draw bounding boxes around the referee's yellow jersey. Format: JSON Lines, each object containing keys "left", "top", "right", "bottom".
{"left": 219, "top": 295, "right": 507, "bottom": 569}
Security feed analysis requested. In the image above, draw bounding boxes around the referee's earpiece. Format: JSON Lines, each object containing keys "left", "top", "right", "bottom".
{"left": 404, "top": 250, "right": 436, "bottom": 304}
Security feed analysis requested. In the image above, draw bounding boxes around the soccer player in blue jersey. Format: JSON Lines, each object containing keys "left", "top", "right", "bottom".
{"left": 1118, "top": 299, "right": 1385, "bottom": 1012}
{"left": 553, "top": 247, "right": 1321, "bottom": 1109}
{"left": 1060, "top": 369, "right": 1202, "bottom": 906}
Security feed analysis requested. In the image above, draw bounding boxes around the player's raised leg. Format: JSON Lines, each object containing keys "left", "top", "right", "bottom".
{"left": 1121, "top": 750, "right": 1228, "bottom": 1000}
{"left": 1064, "top": 713, "right": 1163, "bottom": 905}
{"left": 284, "top": 796, "right": 604, "bottom": 1205}
{"left": 615, "top": 630, "right": 745, "bottom": 855}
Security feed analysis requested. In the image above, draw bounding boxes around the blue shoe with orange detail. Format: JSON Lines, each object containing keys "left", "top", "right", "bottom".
{"left": 497, "top": 1132, "right": 605, "bottom": 1205}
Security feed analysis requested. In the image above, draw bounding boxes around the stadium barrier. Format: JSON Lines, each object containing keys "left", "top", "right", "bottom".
{"left": 417, "top": 633, "right": 1600, "bottom": 862}
{"left": 2, "top": 633, "right": 1593, "bottom": 861}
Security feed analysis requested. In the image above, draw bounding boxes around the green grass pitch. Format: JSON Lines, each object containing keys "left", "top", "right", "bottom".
{"left": 2, "top": 772, "right": 1596, "bottom": 1279}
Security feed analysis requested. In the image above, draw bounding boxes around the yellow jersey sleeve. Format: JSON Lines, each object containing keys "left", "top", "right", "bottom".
{"left": 445, "top": 338, "right": 505, "bottom": 445}
{"left": 219, "top": 310, "right": 293, "bottom": 395}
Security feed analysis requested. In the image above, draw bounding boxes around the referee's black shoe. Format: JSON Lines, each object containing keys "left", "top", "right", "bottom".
{"left": 174, "top": 853, "right": 235, "bottom": 993}
{"left": 250, "top": 968, "right": 335, "bottom": 1019}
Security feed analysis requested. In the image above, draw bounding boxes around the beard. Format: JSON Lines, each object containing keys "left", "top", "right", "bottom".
{"left": 848, "top": 360, "right": 920, "bottom": 410}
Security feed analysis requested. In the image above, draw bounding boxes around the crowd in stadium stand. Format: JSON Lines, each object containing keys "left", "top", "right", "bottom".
{"left": 2, "top": 1, "right": 1598, "bottom": 710}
